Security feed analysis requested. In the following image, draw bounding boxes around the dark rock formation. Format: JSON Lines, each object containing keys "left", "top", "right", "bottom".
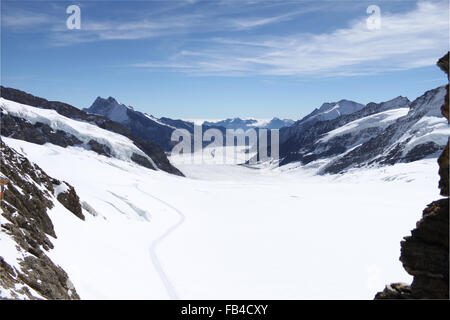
{"left": 87, "top": 139, "right": 111, "bottom": 158}
{"left": 56, "top": 184, "right": 85, "bottom": 220}
{"left": 0, "top": 140, "right": 81, "bottom": 299}
{"left": 0, "top": 113, "right": 82, "bottom": 148}
{"left": 400, "top": 199, "right": 449, "bottom": 299}
{"left": 437, "top": 52, "right": 449, "bottom": 197}
{"left": 375, "top": 283, "right": 413, "bottom": 299}
{"left": 375, "top": 52, "right": 449, "bottom": 300}
{"left": 131, "top": 152, "right": 155, "bottom": 170}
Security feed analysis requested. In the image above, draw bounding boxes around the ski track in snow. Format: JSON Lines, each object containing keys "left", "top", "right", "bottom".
{"left": 135, "top": 184, "right": 185, "bottom": 300}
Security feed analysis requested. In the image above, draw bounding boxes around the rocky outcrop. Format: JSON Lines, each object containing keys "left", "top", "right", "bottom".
{"left": 56, "top": 184, "right": 84, "bottom": 221}
{"left": 375, "top": 282, "right": 413, "bottom": 299}
{"left": 131, "top": 152, "right": 155, "bottom": 170}
{"left": 0, "top": 140, "right": 82, "bottom": 299}
{"left": 400, "top": 199, "right": 449, "bottom": 298}
{"left": 0, "top": 111, "right": 118, "bottom": 162}
{"left": 87, "top": 139, "right": 111, "bottom": 158}
{"left": 0, "top": 113, "right": 82, "bottom": 148}
{"left": 375, "top": 52, "right": 449, "bottom": 300}
{"left": 437, "top": 52, "right": 449, "bottom": 197}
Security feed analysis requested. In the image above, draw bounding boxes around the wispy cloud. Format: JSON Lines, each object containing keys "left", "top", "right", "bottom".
{"left": 229, "top": 8, "right": 318, "bottom": 30}
{"left": 133, "top": 1, "right": 449, "bottom": 77}
{"left": 2, "top": 10, "right": 53, "bottom": 28}
{"left": 23, "top": 1, "right": 323, "bottom": 46}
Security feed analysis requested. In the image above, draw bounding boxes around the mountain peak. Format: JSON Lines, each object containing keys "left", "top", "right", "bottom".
{"left": 301, "top": 99, "right": 364, "bottom": 124}
{"left": 85, "top": 96, "right": 130, "bottom": 123}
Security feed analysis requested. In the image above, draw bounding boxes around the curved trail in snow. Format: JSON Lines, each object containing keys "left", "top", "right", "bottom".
{"left": 135, "top": 185, "right": 185, "bottom": 300}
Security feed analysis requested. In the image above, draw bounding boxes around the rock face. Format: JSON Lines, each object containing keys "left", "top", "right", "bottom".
{"left": 374, "top": 283, "right": 413, "bottom": 299}
{"left": 0, "top": 140, "right": 82, "bottom": 299}
{"left": 437, "top": 52, "right": 449, "bottom": 197}
{"left": 87, "top": 139, "right": 111, "bottom": 158}
{"left": 375, "top": 52, "right": 449, "bottom": 300}
{"left": 56, "top": 184, "right": 84, "bottom": 221}
{"left": 0, "top": 113, "right": 83, "bottom": 147}
{"left": 400, "top": 199, "right": 449, "bottom": 298}
{"left": 0, "top": 87, "right": 183, "bottom": 176}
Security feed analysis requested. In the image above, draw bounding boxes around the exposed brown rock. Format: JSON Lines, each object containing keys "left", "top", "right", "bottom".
{"left": 400, "top": 199, "right": 449, "bottom": 298}
{"left": 131, "top": 152, "right": 155, "bottom": 169}
{"left": 437, "top": 52, "right": 449, "bottom": 197}
{"left": 56, "top": 183, "right": 85, "bottom": 220}
{"left": 375, "top": 283, "right": 413, "bottom": 299}
{"left": 438, "top": 143, "right": 449, "bottom": 197}
{"left": 375, "top": 52, "right": 449, "bottom": 299}
{"left": 0, "top": 113, "right": 82, "bottom": 148}
{"left": 87, "top": 139, "right": 111, "bottom": 158}
{"left": 1, "top": 140, "right": 81, "bottom": 299}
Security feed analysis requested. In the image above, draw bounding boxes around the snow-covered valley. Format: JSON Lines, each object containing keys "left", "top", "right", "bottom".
{"left": 1, "top": 137, "right": 442, "bottom": 299}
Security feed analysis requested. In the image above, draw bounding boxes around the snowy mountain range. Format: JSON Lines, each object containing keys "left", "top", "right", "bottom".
{"left": 85, "top": 97, "right": 294, "bottom": 151}
{"left": 0, "top": 80, "right": 448, "bottom": 299}
{"left": 297, "top": 99, "right": 365, "bottom": 125}
{"left": 0, "top": 86, "right": 182, "bottom": 176}
{"left": 84, "top": 96, "right": 198, "bottom": 151}
{"left": 273, "top": 86, "right": 448, "bottom": 174}
{"left": 202, "top": 117, "right": 294, "bottom": 130}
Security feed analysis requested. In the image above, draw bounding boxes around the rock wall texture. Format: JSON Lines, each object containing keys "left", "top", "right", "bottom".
{"left": 376, "top": 52, "right": 449, "bottom": 299}
{"left": 0, "top": 140, "right": 82, "bottom": 299}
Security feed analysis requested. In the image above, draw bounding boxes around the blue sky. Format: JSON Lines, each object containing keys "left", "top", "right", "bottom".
{"left": 1, "top": 0, "right": 449, "bottom": 119}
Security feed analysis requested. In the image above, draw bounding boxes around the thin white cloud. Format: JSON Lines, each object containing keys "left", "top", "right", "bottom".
{"left": 135, "top": 1, "right": 449, "bottom": 77}
{"left": 230, "top": 6, "right": 326, "bottom": 30}
{"left": 45, "top": 3, "right": 323, "bottom": 45}
{"left": 230, "top": 10, "right": 300, "bottom": 29}
{"left": 2, "top": 11, "right": 52, "bottom": 28}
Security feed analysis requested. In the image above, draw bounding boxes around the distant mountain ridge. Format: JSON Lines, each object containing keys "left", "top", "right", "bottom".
{"left": 298, "top": 99, "right": 365, "bottom": 125}
{"left": 255, "top": 86, "right": 448, "bottom": 174}
{"left": 202, "top": 117, "right": 294, "bottom": 130}
{"left": 85, "top": 96, "right": 229, "bottom": 151}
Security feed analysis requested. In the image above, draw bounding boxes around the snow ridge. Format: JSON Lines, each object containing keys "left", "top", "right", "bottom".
{"left": 0, "top": 98, "right": 153, "bottom": 166}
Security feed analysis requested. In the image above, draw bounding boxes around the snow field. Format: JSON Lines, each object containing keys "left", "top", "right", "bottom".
{"left": 2, "top": 137, "right": 442, "bottom": 299}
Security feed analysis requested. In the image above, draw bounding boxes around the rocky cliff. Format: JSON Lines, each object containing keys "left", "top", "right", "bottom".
{"left": 0, "top": 140, "right": 82, "bottom": 299}
{"left": 375, "top": 52, "right": 449, "bottom": 300}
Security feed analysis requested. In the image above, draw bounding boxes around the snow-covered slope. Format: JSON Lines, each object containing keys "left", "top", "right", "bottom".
{"left": 85, "top": 96, "right": 196, "bottom": 151}
{"left": 276, "top": 86, "right": 448, "bottom": 173}
{"left": 0, "top": 98, "right": 156, "bottom": 167}
{"left": 298, "top": 99, "right": 365, "bottom": 124}
{"left": 0, "top": 86, "right": 182, "bottom": 175}
{"left": 318, "top": 108, "right": 410, "bottom": 144}
{"left": 323, "top": 86, "right": 449, "bottom": 173}
{"left": 0, "top": 141, "right": 82, "bottom": 299}
{"left": 1, "top": 136, "right": 442, "bottom": 299}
